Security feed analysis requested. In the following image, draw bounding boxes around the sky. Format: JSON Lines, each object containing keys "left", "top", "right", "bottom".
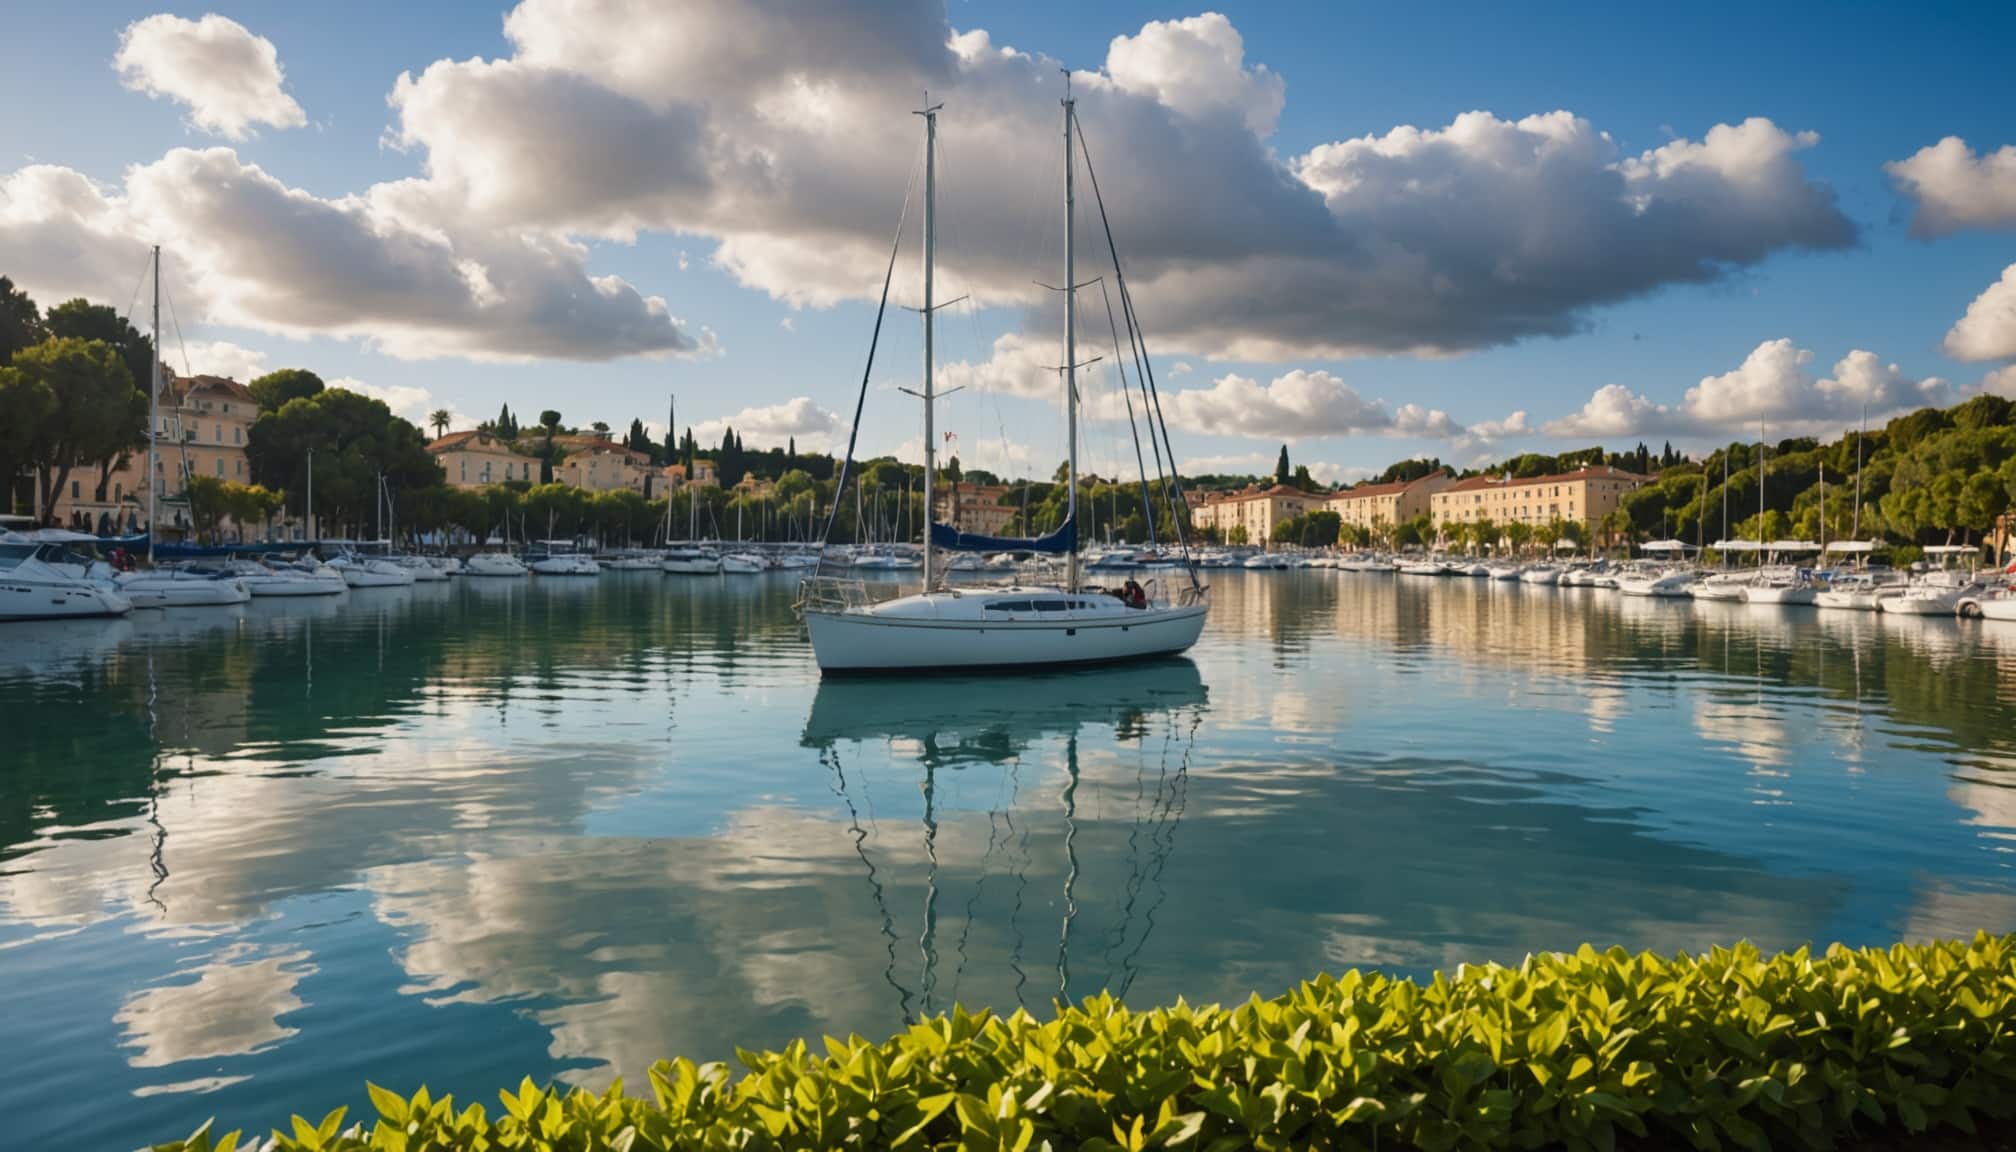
{"left": 4, "top": 0, "right": 2016, "bottom": 485}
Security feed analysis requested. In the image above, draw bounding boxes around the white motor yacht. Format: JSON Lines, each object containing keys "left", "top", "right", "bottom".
{"left": 774, "top": 551, "right": 820, "bottom": 571}
{"left": 600, "top": 550, "right": 663, "bottom": 571}
{"left": 526, "top": 542, "right": 601, "bottom": 576}
{"left": 1814, "top": 571, "right": 1904, "bottom": 611}
{"left": 1488, "top": 562, "right": 1526, "bottom": 581}
{"left": 1519, "top": 564, "right": 1560, "bottom": 585}
{"left": 0, "top": 539, "right": 133, "bottom": 620}
{"left": 337, "top": 556, "right": 417, "bottom": 588}
{"left": 229, "top": 557, "right": 348, "bottom": 597}
{"left": 1880, "top": 570, "right": 1980, "bottom": 616}
{"left": 661, "top": 545, "right": 722, "bottom": 575}
{"left": 463, "top": 551, "right": 530, "bottom": 578}
{"left": 1689, "top": 571, "right": 1750, "bottom": 601}
{"left": 721, "top": 552, "right": 767, "bottom": 574}
{"left": 1742, "top": 566, "right": 1818, "bottom": 605}
{"left": 394, "top": 555, "right": 449, "bottom": 582}
{"left": 1617, "top": 567, "right": 1698, "bottom": 597}
{"left": 1977, "top": 592, "right": 2016, "bottom": 623}
{"left": 1398, "top": 557, "right": 1445, "bottom": 576}
{"left": 116, "top": 565, "right": 251, "bottom": 608}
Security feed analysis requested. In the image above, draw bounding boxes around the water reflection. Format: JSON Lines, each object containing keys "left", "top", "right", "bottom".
{"left": 0, "top": 573, "right": 2013, "bottom": 1149}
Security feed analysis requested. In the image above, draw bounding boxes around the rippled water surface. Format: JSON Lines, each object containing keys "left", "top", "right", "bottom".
{"left": 4, "top": 571, "right": 2014, "bottom": 1147}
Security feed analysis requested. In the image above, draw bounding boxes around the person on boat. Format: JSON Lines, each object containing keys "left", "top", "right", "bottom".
{"left": 1121, "top": 579, "right": 1147, "bottom": 609}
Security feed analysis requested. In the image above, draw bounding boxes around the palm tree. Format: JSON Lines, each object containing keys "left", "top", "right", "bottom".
{"left": 429, "top": 408, "right": 451, "bottom": 438}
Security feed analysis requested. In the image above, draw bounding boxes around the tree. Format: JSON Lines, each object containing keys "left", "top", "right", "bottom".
{"left": 590, "top": 420, "right": 610, "bottom": 435}
{"left": 0, "top": 276, "right": 45, "bottom": 365}
{"left": 247, "top": 388, "right": 441, "bottom": 536}
{"left": 44, "top": 298, "right": 152, "bottom": 387}
{"left": 1504, "top": 521, "right": 1534, "bottom": 555}
{"left": 1274, "top": 444, "right": 1291, "bottom": 485}
{"left": 249, "top": 369, "right": 325, "bottom": 412}
{"left": 430, "top": 409, "right": 452, "bottom": 438}
{"left": 0, "top": 366, "right": 56, "bottom": 513}
{"left": 15, "top": 338, "right": 139, "bottom": 523}
{"left": 539, "top": 409, "right": 562, "bottom": 435}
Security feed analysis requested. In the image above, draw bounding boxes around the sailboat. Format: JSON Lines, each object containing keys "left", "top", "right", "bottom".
{"left": 798, "top": 85, "right": 1208, "bottom": 672}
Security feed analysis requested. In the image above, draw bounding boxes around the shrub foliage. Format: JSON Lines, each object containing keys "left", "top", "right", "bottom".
{"left": 155, "top": 934, "right": 2016, "bottom": 1152}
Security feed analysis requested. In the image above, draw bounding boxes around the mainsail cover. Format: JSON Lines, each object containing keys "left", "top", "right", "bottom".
{"left": 930, "top": 517, "right": 1075, "bottom": 555}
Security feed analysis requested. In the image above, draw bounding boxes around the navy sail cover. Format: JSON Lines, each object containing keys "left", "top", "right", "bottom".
{"left": 929, "top": 517, "right": 1075, "bottom": 555}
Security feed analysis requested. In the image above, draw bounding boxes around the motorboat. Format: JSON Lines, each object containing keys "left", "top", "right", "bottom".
{"left": 394, "top": 555, "right": 449, "bottom": 582}
{"left": 1688, "top": 572, "right": 1750, "bottom": 601}
{"left": 1487, "top": 562, "right": 1525, "bottom": 581}
{"left": 115, "top": 565, "right": 251, "bottom": 608}
{"left": 335, "top": 555, "right": 417, "bottom": 588}
{"left": 600, "top": 550, "right": 663, "bottom": 571}
{"left": 0, "top": 539, "right": 133, "bottom": 620}
{"left": 228, "top": 557, "right": 348, "bottom": 597}
{"left": 660, "top": 545, "right": 722, "bottom": 575}
{"left": 463, "top": 551, "right": 530, "bottom": 578}
{"left": 1977, "top": 590, "right": 2016, "bottom": 623}
{"left": 1814, "top": 571, "right": 1904, "bottom": 611}
{"left": 1741, "top": 566, "right": 1818, "bottom": 605}
{"left": 721, "top": 552, "right": 768, "bottom": 574}
{"left": 1879, "top": 569, "right": 1981, "bottom": 616}
{"left": 1616, "top": 567, "right": 1698, "bottom": 598}
{"left": 852, "top": 548, "right": 921, "bottom": 571}
{"left": 526, "top": 541, "right": 601, "bottom": 576}
{"left": 1518, "top": 564, "right": 1560, "bottom": 585}
{"left": 774, "top": 551, "right": 821, "bottom": 571}
{"left": 1087, "top": 548, "right": 1145, "bottom": 570}
{"left": 1398, "top": 557, "right": 1445, "bottom": 576}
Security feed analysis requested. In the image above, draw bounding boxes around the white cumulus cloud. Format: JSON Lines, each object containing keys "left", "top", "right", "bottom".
{"left": 114, "top": 14, "right": 307, "bottom": 140}
{"left": 1943, "top": 264, "right": 2016, "bottom": 362}
{"left": 693, "top": 396, "right": 846, "bottom": 453}
{"left": 1543, "top": 340, "right": 1956, "bottom": 439}
{"left": 1886, "top": 138, "right": 2016, "bottom": 237}
{"left": 0, "top": 148, "right": 702, "bottom": 362}
{"left": 176, "top": 339, "right": 268, "bottom": 380}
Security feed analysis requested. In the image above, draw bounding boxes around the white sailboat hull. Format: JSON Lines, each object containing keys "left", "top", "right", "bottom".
{"left": 1980, "top": 598, "right": 2016, "bottom": 622}
{"left": 1880, "top": 589, "right": 1967, "bottom": 616}
{"left": 1742, "top": 585, "right": 1816, "bottom": 605}
{"left": 1814, "top": 589, "right": 1883, "bottom": 611}
{"left": 805, "top": 598, "right": 1207, "bottom": 672}
{"left": 341, "top": 562, "right": 416, "bottom": 588}
{"left": 529, "top": 557, "right": 601, "bottom": 575}
{"left": 661, "top": 556, "right": 722, "bottom": 575}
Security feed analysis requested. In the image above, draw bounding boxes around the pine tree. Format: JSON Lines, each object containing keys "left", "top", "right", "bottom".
{"left": 1274, "top": 444, "right": 1291, "bottom": 486}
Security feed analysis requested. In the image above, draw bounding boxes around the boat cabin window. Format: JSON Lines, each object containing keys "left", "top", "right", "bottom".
{"left": 984, "top": 599, "right": 1033, "bottom": 612}
{"left": 1031, "top": 599, "right": 1071, "bottom": 611}
{"left": 0, "top": 543, "right": 32, "bottom": 570}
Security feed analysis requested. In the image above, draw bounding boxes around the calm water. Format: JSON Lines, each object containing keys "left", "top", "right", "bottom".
{"left": 3, "top": 572, "right": 2014, "bottom": 1147}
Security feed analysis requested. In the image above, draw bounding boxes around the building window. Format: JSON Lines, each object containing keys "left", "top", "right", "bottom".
{"left": 70, "top": 480, "right": 79, "bottom": 499}
{"left": 460, "top": 460, "right": 467, "bottom": 481}
{"left": 216, "top": 458, "right": 225, "bottom": 478}
{"left": 236, "top": 459, "right": 245, "bottom": 478}
{"left": 215, "top": 423, "right": 223, "bottom": 443}
{"left": 233, "top": 426, "right": 241, "bottom": 444}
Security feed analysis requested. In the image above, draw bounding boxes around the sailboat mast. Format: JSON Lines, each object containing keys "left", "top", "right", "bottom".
{"left": 1758, "top": 420, "right": 1766, "bottom": 568}
{"left": 1063, "top": 79, "right": 1080, "bottom": 593}
{"left": 147, "top": 246, "right": 160, "bottom": 562}
{"left": 1852, "top": 403, "right": 1864, "bottom": 539}
{"left": 919, "top": 99, "right": 940, "bottom": 589}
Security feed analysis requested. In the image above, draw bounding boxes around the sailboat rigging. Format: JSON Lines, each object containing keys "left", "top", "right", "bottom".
{"left": 796, "top": 82, "right": 1208, "bottom": 672}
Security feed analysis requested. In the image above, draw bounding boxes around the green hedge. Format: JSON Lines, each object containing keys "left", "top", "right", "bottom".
{"left": 156, "top": 934, "right": 2016, "bottom": 1152}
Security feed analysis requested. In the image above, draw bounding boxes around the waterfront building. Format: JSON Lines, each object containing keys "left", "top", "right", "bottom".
{"left": 1190, "top": 484, "right": 1317, "bottom": 544}
{"left": 429, "top": 430, "right": 539, "bottom": 489}
{"left": 559, "top": 443, "right": 653, "bottom": 493}
{"left": 662, "top": 459, "right": 719, "bottom": 488}
{"left": 934, "top": 483, "right": 1016, "bottom": 536}
{"left": 38, "top": 370, "right": 256, "bottom": 536}
{"left": 1430, "top": 466, "right": 1648, "bottom": 540}
{"left": 1324, "top": 471, "right": 1454, "bottom": 535}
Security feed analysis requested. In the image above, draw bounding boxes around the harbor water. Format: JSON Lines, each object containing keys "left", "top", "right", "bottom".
{"left": 3, "top": 570, "right": 2014, "bottom": 1148}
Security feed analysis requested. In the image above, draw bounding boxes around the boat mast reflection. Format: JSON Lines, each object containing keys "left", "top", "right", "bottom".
{"left": 803, "top": 660, "right": 1208, "bottom": 1019}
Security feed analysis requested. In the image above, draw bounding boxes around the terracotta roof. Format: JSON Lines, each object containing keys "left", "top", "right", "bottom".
{"left": 428, "top": 430, "right": 533, "bottom": 456}
{"left": 1329, "top": 470, "right": 1449, "bottom": 501}
{"left": 159, "top": 371, "right": 256, "bottom": 407}
{"left": 1435, "top": 465, "right": 1649, "bottom": 495}
{"left": 1211, "top": 484, "right": 1313, "bottom": 504}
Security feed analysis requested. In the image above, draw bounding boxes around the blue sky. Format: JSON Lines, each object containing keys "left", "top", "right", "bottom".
{"left": 4, "top": 1, "right": 2014, "bottom": 483}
